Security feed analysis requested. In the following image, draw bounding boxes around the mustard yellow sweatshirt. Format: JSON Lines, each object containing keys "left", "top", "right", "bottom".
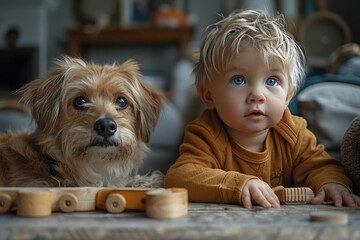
{"left": 164, "top": 108, "right": 351, "bottom": 204}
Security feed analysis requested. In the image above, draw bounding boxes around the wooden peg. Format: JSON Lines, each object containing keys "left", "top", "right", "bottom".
{"left": 274, "top": 187, "right": 314, "bottom": 205}
{"left": 146, "top": 188, "right": 188, "bottom": 219}
{"left": 16, "top": 190, "right": 52, "bottom": 217}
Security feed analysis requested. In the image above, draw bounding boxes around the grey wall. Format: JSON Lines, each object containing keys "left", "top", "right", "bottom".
{"left": 46, "top": 0, "right": 221, "bottom": 70}
{"left": 2, "top": 0, "right": 358, "bottom": 79}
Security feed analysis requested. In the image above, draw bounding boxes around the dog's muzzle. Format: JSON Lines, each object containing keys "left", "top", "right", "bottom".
{"left": 94, "top": 118, "right": 117, "bottom": 138}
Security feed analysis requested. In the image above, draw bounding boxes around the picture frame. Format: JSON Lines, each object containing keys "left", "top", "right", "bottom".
{"left": 119, "top": 0, "right": 152, "bottom": 26}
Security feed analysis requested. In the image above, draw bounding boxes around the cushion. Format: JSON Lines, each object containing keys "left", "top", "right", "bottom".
{"left": 298, "top": 82, "right": 360, "bottom": 159}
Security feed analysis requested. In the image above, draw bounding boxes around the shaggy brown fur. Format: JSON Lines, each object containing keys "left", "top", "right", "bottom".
{"left": 0, "top": 56, "right": 164, "bottom": 187}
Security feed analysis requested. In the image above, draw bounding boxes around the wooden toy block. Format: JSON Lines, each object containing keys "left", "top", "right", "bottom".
{"left": 274, "top": 187, "right": 314, "bottom": 205}
{"left": 17, "top": 190, "right": 52, "bottom": 217}
{"left": 146, "top": 188, "right": 188, "bottom": 219}
{"left": 96, "top": 188, "right": 153, "bottom": 213}
{"left": 310, "top": 211, "right": 348, "bottom": 224}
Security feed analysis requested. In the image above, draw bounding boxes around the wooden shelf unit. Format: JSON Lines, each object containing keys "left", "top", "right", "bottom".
{"left": 67, "top": 26, "right": 194, "bottom": 58}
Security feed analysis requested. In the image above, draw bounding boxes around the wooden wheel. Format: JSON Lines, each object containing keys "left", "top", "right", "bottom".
{"left": 59, "top": 193, "right": 79, "bottom": 213}
{"left": 105, "top": 193, "right": 126, "bottom": 213}
{"left": 0, "top": 193, "right": 12, "bottom": 213}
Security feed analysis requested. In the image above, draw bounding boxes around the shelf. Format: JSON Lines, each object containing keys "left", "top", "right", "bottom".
{"left": 67, "top": 26, "right": 194, "bottom": 58}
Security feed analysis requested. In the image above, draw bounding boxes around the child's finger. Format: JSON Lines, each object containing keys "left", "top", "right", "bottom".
{"left": 342, "top": 192, "right": 358, "bottom": 208}
{"left": 266, "top": 188, "right": 280, "bottom": 208}
{"left": 251, "top": 188, "right": 272, "bottom": 208}
{"left": 354, "top": 194, "right": 360, "bottom": 207}
{"left": 311, "top": 189, "right": 325, "bottom": 205}
{"left": 241, "top": 188, "right": 252, "bottom": 208}
{"left": 330, "top": 192, "right": 343, "bottom": 207}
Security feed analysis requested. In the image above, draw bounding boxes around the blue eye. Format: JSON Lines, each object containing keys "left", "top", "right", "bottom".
{"left": 231, "top": 76, "right": 245, "bottom": 85}
{"left": 266, "top": 77, "right": 278, "bottom": 86}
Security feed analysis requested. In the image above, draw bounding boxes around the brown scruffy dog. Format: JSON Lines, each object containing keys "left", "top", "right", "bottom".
{"left": 0, "top": 56, "right": 165, "bottom": 187}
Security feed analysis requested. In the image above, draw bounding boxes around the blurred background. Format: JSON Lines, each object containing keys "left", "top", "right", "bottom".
{"left": 0, "top": 0, "right": 359, "bottom": 174}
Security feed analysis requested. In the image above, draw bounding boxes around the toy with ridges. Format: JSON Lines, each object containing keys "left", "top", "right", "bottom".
{"left": 273, "top": 186, "right": 315, "bottom": 204}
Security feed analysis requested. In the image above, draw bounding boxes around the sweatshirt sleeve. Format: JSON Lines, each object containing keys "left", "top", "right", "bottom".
{"left": 164, "top": 114, "right": 258, "bottom": 204}
{"left": 290, "top": 117, "right": 352, "bottom": 194}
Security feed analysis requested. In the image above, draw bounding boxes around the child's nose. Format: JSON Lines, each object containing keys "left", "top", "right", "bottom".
{"left": 247, "top": 89, "right": 266, "bottom": 104}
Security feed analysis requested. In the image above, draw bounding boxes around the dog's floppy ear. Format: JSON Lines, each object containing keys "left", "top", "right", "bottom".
{"left": 136, "top": 78, "right": 165, "bottom": 143}
{"left": 120, "top": 59, "right": 165, "bottom": 143}
{"left": 18, "top": 56, "right": 86, "bottom": 133}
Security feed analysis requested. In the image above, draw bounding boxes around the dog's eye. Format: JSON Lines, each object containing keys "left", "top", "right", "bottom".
{"left": 115, "top": 97, "right": 128, "bottom": 110}
{"left": 73, "top": 97, "right": 87, "bottom": 109}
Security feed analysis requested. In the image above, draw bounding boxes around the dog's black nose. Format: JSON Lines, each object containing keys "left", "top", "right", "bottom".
{"left": 94, "top": 118, "right": 117, "bottom": 138}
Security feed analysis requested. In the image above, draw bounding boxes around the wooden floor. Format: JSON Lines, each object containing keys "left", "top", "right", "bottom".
{"left": 1, "top": 203, "right": 360, "bottom": 240}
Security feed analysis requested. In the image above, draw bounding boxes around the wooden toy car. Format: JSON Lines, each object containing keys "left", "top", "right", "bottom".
{"left": 96, "top": 187, "right": 188, "bottom": 219}
{"left": 95, "top": 188, "right": 153, "bottom": 213}
{"left": 0, "top": 187, "right": 100, "bottom": 216}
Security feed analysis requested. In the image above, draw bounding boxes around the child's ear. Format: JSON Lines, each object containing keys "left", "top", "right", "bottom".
{"left": 285, "top": 87, "right": 296, "bottom": 109}
{"left": 198, "top": 85, "right": 215, "bottom": 109}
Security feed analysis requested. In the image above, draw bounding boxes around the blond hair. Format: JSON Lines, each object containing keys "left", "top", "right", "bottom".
{"left": 194, "top": 9, "right": 305, "bottom": 94}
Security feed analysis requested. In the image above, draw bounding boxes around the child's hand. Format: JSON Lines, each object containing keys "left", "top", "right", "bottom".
{"left": 311, "top": 183, "right": 360, "bottom": 208}
{"left": 242, "top": 179, "right": 280, "bottom": 208}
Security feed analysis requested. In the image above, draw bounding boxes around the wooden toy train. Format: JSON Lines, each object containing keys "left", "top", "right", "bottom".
{"left": 0, "top": 186, "right": 314, "bottom": 218}
{"left": 0, "top": 187, "right": 188, "bottom": 219}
